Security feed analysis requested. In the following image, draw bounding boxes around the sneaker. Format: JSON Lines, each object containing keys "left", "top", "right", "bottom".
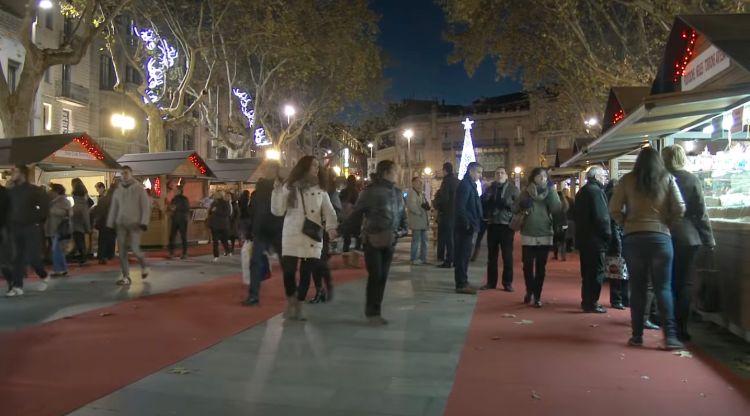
{"left": 38, "top": 278, "right": 50, "bottom": 292}
{"left": 367, "top": 316, "right": 389, "bottom": 326}
{"left": 479, "top": 285, "right": 494, "bottom": 291}
{"left": 212, "top": 257, "right": 219, "bottom": 263}
{"left": 628, "top": 336, "right": 643, "bottom": 347}
{"left": 116, "top": 276, "right": 132, "bottom": 286}
{"left": 663, "top": 337, "right": 685, "bottom": 351}
{"left": 5, "top": 287, "right": 23, "bottom": 297}
{"left": 533, "top": 300, "right": 543, "bottom": 308}
{"left": 455, "top": 286, "right": 477, "bottom": 295}
{"left": 644, "top": 320, "right": 661, "bottom": 330}
{"left": 141, "top": 267, "right": 150, "bottom": 280}
{"left": 503, "top": 285, "right": 515, "bottom": 292}
{"left": 51, "top": 271, "right": 68, "bottom": 278}
{"left": 242, "top": 297, "right": 260, "bottom": 306}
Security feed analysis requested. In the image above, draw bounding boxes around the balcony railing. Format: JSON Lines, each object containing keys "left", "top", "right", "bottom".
{"left": 55, "top": 80, "right": 89, "bottom": 106}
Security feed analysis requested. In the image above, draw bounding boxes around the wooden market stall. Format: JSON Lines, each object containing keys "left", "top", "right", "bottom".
{"left": 116, "top": 151, "right": 215, "bottom": 247}
{"left": 205, "top": 157, "right": 263, "bottom": 196}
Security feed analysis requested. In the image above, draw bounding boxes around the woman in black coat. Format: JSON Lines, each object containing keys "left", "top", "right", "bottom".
{"left": 208, "top": 190, "right": 232, "bottom": 261}
{"left": 662, "top": 146, "right": 715, "bottom": 342}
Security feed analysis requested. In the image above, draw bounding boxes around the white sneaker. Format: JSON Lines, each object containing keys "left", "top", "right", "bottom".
{"left": 213, "top": 257, "right": 219, "bottom": 262}
{"left": 116, "top": 276, "right": 132, "bottom": 286}
{"left": 6, "top": 287, "right": 24, "bottom": 297}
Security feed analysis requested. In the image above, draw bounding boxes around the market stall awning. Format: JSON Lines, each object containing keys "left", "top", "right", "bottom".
{"left": 0, "top": 132, "right": 120, "bottom": 171}
{"left": 562, "top": 84, "right": 750, "bottom": 167}
{"left": 205, "top": 158, "right": 263, "bottom": 183}
{"left": 117, "top": 151, "right": 215, "bottom": 178}
{"left": 602, "top": 87, "right": 651, "bottom": 133}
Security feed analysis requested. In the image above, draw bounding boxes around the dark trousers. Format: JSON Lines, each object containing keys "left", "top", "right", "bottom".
{"left": 247, "top": 238, "right": 281, "bottom": 300}
{"left": 211, "top": 229, "right": 230, "bottom": 258}
{"left": 672, "top": 244, "right": 700, "bottom": 337}
{"left": 281, "top": 255, "right": 318, "bottom": 298}
{"left": 169, "top": 220, "right": 188, "bottom": 256}
{"left": 437, "top": 219, "right": 454, "bottom": 264}
{"left": 580, "top": 248, "right": 606, "bottom": 309}
{"left": 299, "top": 236, "right": 332, "bottom": 300}
{"left": 364, "top": 244, "right": 395, "bottom": 317}
{"left": 0, "top": 229, "right": 13, "bottom": 283}
{"left": 72, "top": 231, "right": 87, "bottom": 264}
{"left": 610, "top": 279, "right": 630, "bottom": 306}
{"left": 9, "top": 224, "right": 47, "bottom": 289}
{"left": 486, "top": 224, "right": 514, "bottom": 288}
{"left": 97, "top": 227, "right": 116, "bottom": 260}
{"left": 522, "top": 245, "right": 550, "bottom": 299}
{"left": 453, "top": 228, "right": 475, "bottom": 289}
{"left": 472, "top": 221, "right": 487, "bottom": 258}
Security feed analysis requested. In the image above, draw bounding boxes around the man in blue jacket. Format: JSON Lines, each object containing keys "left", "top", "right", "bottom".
{"left": 453, "top": 162, "right": 483, "bottom": 294}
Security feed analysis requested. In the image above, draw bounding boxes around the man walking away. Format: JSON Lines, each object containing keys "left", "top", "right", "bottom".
{"left": 435, "top": 162, "right": 459, "bottom": 268}
{"left": 575, "top": 166, "right": 611, "bottom": 313}
{"left": 6, "top": 164, "right": 49, "bottom": 297}
{"left": 243, "top": 161, "right": 284, "bottom": 306}
{"left": 0, "top": 180, "right": 14, "bottom": 290}
{"left": 92, "top": 182, "right": 116, "bottom": 263}
{"left": 406, "top": 176, "right": 430, "bottom": 265}
{"left": 107, "top": 166, "right": 151, "bottom": 285}
{"left": 481, "top": 168, "right": 519, "bottom": 291}
{"left": 454, "top": 162, "right": 483, "bottom": 294}
{"left": 168, "top": 186, "right": 191, "bottom": 259}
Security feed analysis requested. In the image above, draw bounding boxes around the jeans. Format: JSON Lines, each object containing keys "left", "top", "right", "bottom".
{"left": 72, "top": 231, "right": 87, "bottom": 264}
{"left": 672, "top": 244, "right": 700, "bottom": 338}
{"left": 116, "top": 224, "right": 147, "bottom": 278}
{"left": 410, "top": 229, "right": 427, "bottom": 263}
{"left": 169, "top": 220, "right": 188, "bottom": 256}
{"left": 97, "top": 227, "right": 116, "bottom": 260}
{"left": 364, "top": 244, "right": 395, "bottom": 317}
{"left": 9, "top": 224, "right": 47, "bottom": 288}
{"left": 623, "top": 232, "right": 676, "bottom": 338}
{"left": 246, "top": 237, "right": 281, "bottom": 300}
{"left": 437, "top": 219, "right": 454, "bottom": 263}
{"left": 486, "top": 224, "right": 514, "bottom": 288}
{"left": 211, "top": 229, "right": 230, "bottom": 258}
{"left": 280, "top": 256, "right": 318, "bottom": 298}
{"left": 580, "top": 248, "right": 606, "bottom": 309}
{"left": 522, "top": 245, "right": 550, "bottom": 299}
{"left": 51, "top": 235, "right": 68, "bottom": 273}
{"left": 453, "top": 228, "right": 475, "bottom": 289}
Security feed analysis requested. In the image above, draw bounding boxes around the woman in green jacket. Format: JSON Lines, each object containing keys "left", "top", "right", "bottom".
{"left": 514, "top": 167, "right": 561, "bottom": 307}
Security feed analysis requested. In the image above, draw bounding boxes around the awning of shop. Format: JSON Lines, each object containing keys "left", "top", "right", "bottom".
{"left": 205, "top": 158, "right": 263, "bottom": 183}
{"left": 117, "top": 151, "right": 215, "bottom": 178}
{"left": 0, "top": 132, "right": 120, "bottom": 171}
{"left": 562, "top": 83, "right": 750, "bottom": 167}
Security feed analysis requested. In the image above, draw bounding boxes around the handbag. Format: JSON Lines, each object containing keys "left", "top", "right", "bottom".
{"left": 57, "top": 217, "right": 72, "bottom": 240}
{"left": 509, "top": 210, "right": 528, "bottom": 232}
{"left": 605, "top": 256, "right": 628, "bottom": 280}
{"left": 299, "top": 189, "right": 323, "bottom": 242}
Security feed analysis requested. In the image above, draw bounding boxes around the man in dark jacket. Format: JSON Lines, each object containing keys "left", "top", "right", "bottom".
{"left": 6, "top": 164, "right": 49, "bottom": 297}
{"left": 243, "top": 161, "right": 284, "bottom": 306}
{"left": 435, "top": 162, "right": 459, "bottom": 268}
{"left": 168, "top": 186, "right": 191, "bottom": 259}
{"left": 454, "top": 162, "right": 483, "bottom": 294}
{"left": 575, "top": 166, "right": 611, "bottom": 313}
{"left": 481, "top": 168, "right": 520, "bottom": 291}
{"left": 0, "top": 181, "right": 12, "bottom": 286}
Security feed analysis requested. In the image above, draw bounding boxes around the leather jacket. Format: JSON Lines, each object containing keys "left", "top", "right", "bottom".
{"left": 339, "top": 178, "right": 407, "bottom": 238}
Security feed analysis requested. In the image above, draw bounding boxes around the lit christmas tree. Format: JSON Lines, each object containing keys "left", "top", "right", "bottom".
{"left": 458, "top": 117, "right": 476, "bottom": 179}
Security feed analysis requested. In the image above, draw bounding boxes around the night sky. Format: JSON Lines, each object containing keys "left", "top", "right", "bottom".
{"left": 372, "top": 0, "right": 522, "bottom": 105}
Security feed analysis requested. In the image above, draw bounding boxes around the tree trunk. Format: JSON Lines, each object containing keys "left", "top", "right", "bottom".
{"left": 0, "top": 63, "right": 43, "bottom": 138}
{"left": 147, "top": 111, "right": 167, "bottom": 153}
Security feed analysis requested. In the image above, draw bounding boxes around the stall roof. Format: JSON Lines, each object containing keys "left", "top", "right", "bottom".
{"left": 602, "top": 87, "right": 651, "bottom": 132}
{"left": 0, "top": 132, "right": 120, "bottom": 170}
{"left": 205, "top": 158, "right": 263, "bottom": 183}
{"left": 117, "top": 151, "right": 215, "bottom": 178}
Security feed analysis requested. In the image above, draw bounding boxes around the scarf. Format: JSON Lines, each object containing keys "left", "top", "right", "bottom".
{"left": 526, "top": 183, "right": 549, "bottom": 201}
{"left": 287, "top": 174, "right": 319, "bottom": 207}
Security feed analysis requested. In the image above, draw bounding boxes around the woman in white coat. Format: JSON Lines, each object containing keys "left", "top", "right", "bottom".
{"left": 272, "top": 156, "right": 338, "bottom": 320}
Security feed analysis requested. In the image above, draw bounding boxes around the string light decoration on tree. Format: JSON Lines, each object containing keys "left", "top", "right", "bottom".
{"left": 133, "top": 26, "right": 179, "bottom": 104}
{"left": 673, "top": 29, "right": 698, "bottom": 83}
{"left": 458, "top": 117, "right": 477, "bottom": 180}
{"left": 188, "top": 154, "right": 208, "bottom": 175}
{"left": 74, "top": 136, "right": 105, "bottom": 160}
{"left": 232, "top": 87, "right": 271, "bottom": 146}
{"left": 612, "top": 109, "right": 625, "bottom": 125}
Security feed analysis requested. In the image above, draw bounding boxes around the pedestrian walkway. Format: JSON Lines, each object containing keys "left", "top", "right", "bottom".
{"left": 0, "top": 243, "right": 748, "bottom": 416}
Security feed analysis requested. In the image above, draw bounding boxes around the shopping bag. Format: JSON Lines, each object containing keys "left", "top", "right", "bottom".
{"left": 605, "top": 256, "right": 628, "bottom": 280}
{"left": 240, "top": 240, "right": 251, "bottom": 285}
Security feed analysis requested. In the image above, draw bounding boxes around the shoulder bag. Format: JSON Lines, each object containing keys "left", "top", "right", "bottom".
{"left": 509, "top": 210, "right": 528, "bottom": 232}
{"left": 299, "top": 189, "right": 323, "bottom": 242}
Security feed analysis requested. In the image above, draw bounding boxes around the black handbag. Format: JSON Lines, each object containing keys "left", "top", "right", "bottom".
{"left": 299, "top": 189, "right": 323, "bottom": 242}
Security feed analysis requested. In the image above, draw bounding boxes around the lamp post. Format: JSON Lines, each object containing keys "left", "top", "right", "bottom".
{"left": 403, "top": 128, "right": 414, "bottom": 183}
{"left": 39, "top": 0, "right": 53, "bottom": 9}
{"left": 367, "top": 142, "right": 374, "bottom": 158}
{"left": 513, "top": 166, "right": 522, "bottom": 189}
{"left": 283, "top": 104, "right": 296, "bottom": 125}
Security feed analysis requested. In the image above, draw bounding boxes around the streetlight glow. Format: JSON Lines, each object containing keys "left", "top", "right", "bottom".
{"left": 39, "top": 0, "right": 53, "bottom": 9}
{"left": 283, "top": 104, "right": 296, "bottom": 124}
{"left": 514, "top": 166, "right": 522, "bottom": 174}
{"left": 367, "top": 142, "right": 374, "bottom": 148}
{"left": 403, "top": 129, "right": 414, "bottom": 139}
{"left": 265, "top": 148, "right": 281, "bottom": 160}
{"left": 333, "top": 165, "right": 342, "bottom": 176}
{"left": 111, "top": 113, "right": 135, "bottom": 134}
{"left": 423, "top": 167, "right": 432, "bottom": 176}
{"left": 367, "top": 142, "right": 374, "bottom": 158}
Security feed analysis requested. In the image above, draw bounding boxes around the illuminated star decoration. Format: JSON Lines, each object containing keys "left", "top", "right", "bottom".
{"left": 133, "top": 26, "right": 178, "bottom": 105}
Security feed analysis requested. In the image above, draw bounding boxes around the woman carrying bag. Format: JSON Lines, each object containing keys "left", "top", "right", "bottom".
{"left": 271, "top": 156, "right": 338, "bottom": 321}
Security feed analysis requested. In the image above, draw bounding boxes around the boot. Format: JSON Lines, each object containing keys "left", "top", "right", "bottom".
{"left": 283, "top": 297, "right": 296, "bottom": 319}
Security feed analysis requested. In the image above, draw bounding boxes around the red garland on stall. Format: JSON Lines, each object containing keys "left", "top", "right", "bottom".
{"left": 153, "top": 176, "right": 162, "bottom": 197}
{"left": 612, "top": 109, "right": 625, "bottom": 125}
{"left": 188, "top": 154, "right": 208, "bottom": 175}
{"left": 673, "top": 29, "right": 698, "bottom": 83}
{"left": 74, "top": 136, "right": 105, "bottom": 160}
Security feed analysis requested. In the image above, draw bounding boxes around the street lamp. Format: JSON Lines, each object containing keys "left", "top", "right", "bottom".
{"left": 513, "top": 166, "right": 522, "bottom": 188}
{"left": 111, "top": 113, "right": 135, "bottom": 134}
{"left": 584, "top": 117, "right": 598, "bottom": 128}
{"left": 283, "top": 104, "right": 296, "bottom": 124}
{"left": 513, "top": 166, "right": 522, "bottom": 175}
{"left": 423, "top": 166, "right": 432, "bottom": 176}
{"left": 367, "top": 142, "right": 374, "bottom": 158}
{"left": 333, "top": 165, "right": 342, "bottom": 176}
{"left": 39, "top": 0, "right": 53, "bottom": 9}
{"left": 265, "top": 148, "right": 281, "bottom": 160}
{"left": 403, "top": 129, "right": 414, "bottom": 182}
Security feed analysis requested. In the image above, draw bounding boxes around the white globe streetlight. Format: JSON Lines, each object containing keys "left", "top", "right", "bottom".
{"left": 423, "top": 166, "right": 432, "bottom": 176}
{"left": 403, "top": 129, "right": 414, "bottom": 182}
{"left": 283, "top": 104, "right": 296, "bottom": 124}
{"left": 265, "top": 148, "right": 281, "bottom": 160}
{"left": 367, "top": 142, "right": 374, "bottom": 158}
{"left": 39, "top": 0, "right": 53, "bottom": 9}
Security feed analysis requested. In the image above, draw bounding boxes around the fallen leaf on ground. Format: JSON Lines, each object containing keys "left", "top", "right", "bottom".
{"left": 531, "top": 391, "right": 541, "bottom": 400}
{"left": 699, "top": 393, "right": 707, "bottom": 398}
{"left": 590, "top": 324, "right": 599, "bottom": 328}
{"left": 502, "top": 313, "right": 517, "bottom": 318}
{"left": 641, "top": 375, "right": 650, "bottom": 380}
{"left": 168, "top": 367, "right": 193, "bottom": 375}
{"left": 514, "top": 320, "right": 534, "bottom": 325}
{"left": 673, "top": 350, "right": 693, "bottom": 358}
{"left": 98, "top": 312, "right": 113, "bottom": 317}
{"left": 491, "top": 336, "right": 502, "bottom": 341}
{"left": 681, "top": 379, "right": 688, "bottom": 383}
